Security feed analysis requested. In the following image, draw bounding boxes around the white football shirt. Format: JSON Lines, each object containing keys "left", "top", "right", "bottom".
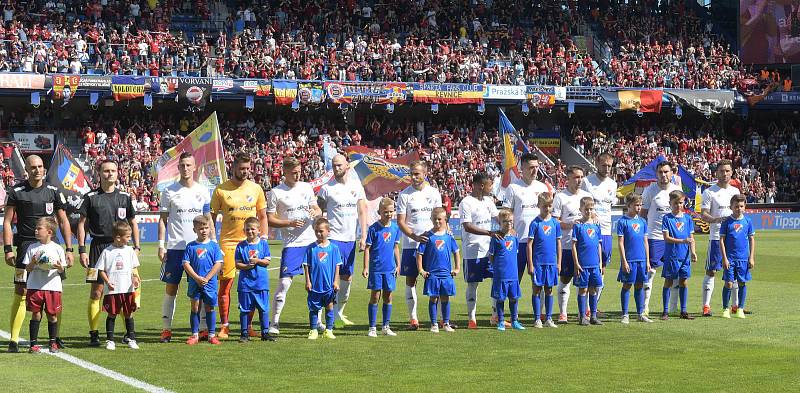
{"left": 553, "top": 188, "right": 592, "bottom": 248}
{"left": 641, "top": 182, "right": 681, "bottom": 240}
{"left": 502, "top": 178, "right": 549, "bottom": 242}
{"left": 318, "top": 178, "right": 366, "bottom": 242}
{"left": 459, "top": 195, "right": 498, "bottom": 259}
{"left": 701, "top": 184, "right": 741, "bottom": 241}
{"left": 96, "top": 245, "right": 140, "bottom": 295}
{"left": 581, "top": 174, "right": 618, "bottom": 236}
{"left": 160, "top": 182, "right": 211, "bottom": 250}
{"left": 396, "top": 184, "right": 442, "bottom": 250}
{"left": 22, "top": 242, "right": 66, "bottom": 292}
{"left": 267, "top": 182, "right": 318, "bottom": 248}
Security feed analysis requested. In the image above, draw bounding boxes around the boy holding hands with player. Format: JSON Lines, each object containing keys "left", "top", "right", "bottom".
{"left": 183, "top": 216, "right": 224, "bottom": 345}
{"left": 490, "top": 209, "right": 524, "bottom": 331}
{"left": 572, "top": 197, "right": 604, "bottom": 326}
{"left": 417, "top": 207, "right": 461, "bottom": 333}
{"left": 303, "top": 218, "right": 344, "bottom": 340}
{"left": 617, "top": 194, "right": 652, "bottom": 324}
{"left": 97, "top": 222, "right": 141, "bottom": 350}
{"left": 363, "top": 198, "right": 401, "bottom": 337}
{"left": 719, "top": 194, "right": 755, "bottom": 319}
{"left": 660, "top": 190, "right": 697, "bottom": 321}
{"left": 23, "top": 217, "right": 67, "bottom": 353}
{"left": 527, "top": 193, "right": 562, "bottom": 328}
{"left": 235, "top": 217, "right": 274, "bottom": 342}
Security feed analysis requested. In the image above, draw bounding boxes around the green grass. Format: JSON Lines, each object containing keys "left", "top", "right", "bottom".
{"left": 1, "top": 231, "right": 799, "bottom": 392}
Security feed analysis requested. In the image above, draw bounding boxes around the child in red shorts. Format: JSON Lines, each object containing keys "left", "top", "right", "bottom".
{"left": 22, "top": 217, "right": 67, "bottom": 353}
{"left": 97, "top": 222, "right": 141, "bottom": 350}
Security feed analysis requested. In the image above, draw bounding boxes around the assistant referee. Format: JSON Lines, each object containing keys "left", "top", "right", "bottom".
{"left": 77, "top": 160, "right": 139, "bottom": 347}
{"left": 3, "top": 155, "right": 73, "bottom": 353}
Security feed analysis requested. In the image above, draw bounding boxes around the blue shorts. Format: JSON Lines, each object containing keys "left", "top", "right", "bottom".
{"left": 307, "top": 290, "right": 336, "bottom": 312}
{"left": 331, "top": 240, "right": 357, "bottom": 277}
{"left": 559, "top": 249, "right": 575, "bottom": 278}
{"left": 238, "top": 289, "right": 270, "bottom": 313}
{"left": 648, "top": 239, "right": 666, "bottom": 268}
{"left": 532, "top": 264, "right": 559, "bottom": 287}
{"left": 662, "top": 259, "right": 691, "bottom": 280}
{"left": 617, "top": 261, "right": 648, "bottom": 284}
{"left": 574, "top": 267, "right": 604, "bottom": 288}
{"left": 601, "top": 235, "right": 613, "bottom": 267}
{"left": 723, "top": 260, "right": 751, "bottom": 283}
{"left": 160, "top": 249, "right": 185, "bottom": 285}
{"left": 368, "top": 272, "right": 397, "bottom": 291}
{"left": 423, "top": 275, "right": 456, "bottom": 297}
{"left": 187, "top": 281, "right": 218, "bottom": 307}
{"left": 705, "top": 240, "right": 723, "bottom": 271}
{"left": 400, "top": 249, "right": 418, "bottom": 277}
{"left": 491, "top": 279, "right": 521, "bottom": 301}
{"left": 516, "top": 242, "right": 528, "bottom": 280}
{"left": 464, "top": 257, "right": 493, "bottom": 282}
{"left": 280, "top": 246, "right": 308, "bottom": 278}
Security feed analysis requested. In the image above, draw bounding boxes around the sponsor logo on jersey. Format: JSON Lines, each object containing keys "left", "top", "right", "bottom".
{"left": 382, "top": 232, "right": 391, "bottom": 242}
{"left": 733, "top": 223, "right": 742, "bottom": 233}
{"left": 248, "top": 249, "right": 258, "bottom": 259}
{"left": 542, "top": 225, "right": 552, "bottom": 235}
{"left": 115, "top": 255, "right": 124, "bottom": 270}
{"left": 632, "top": 223, "right": 640, "bottom": 232}
{"left": 317, "top": 251, "right": 328, "bottom": 263}
{"left": 504, "top": 240, "right": 513, "bottom": 250}
{"left": 117, "top": 207, "right": 127, "bottom": 219}
{"left": 434, "top": 239, "right": 445, "bottom": 250}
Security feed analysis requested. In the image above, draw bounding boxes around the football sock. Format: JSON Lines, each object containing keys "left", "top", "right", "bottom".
{"left": 509, "top": 299, "right": 519, "bottom": 321}
{"left": 271, "top": 277, "right": 292, "bottom": 325}
{"left": 406, "top": 285, "right": 418, "bottom": 321}
{"left": 88, "top": 298, "right": 102, "bottom": 331}
{"left": 679, "top": 286, "right": 688, "bottom": 313}
{"left": 662, "top": 287, "right": 670, "bottom": 314}
{"left": 634, "top": 287, "right": 644, "bottom": 315}
{"left": 738, "top": 284, "right": 747, "bottom": 309}
{"left": 382, "top": 303, "right": 392, "bottom": 327}
{"left": 206, "top": 310, "right": 216, "bottom": 335}
{"left": 161, "top": 294, "right": 176, "bottom": 330}
{"left": 325, "top": 309, "right": 334, "bottom": 330}
{"left": 106, "top": 316, "right": 116, "bottom": 340}
{"left": 577, "top": 294, "right": 587, "bottom": 319}
{"left": 441, "top": 301, "right": 451, "bottom": 324}
{"left": 722, "top": 286, "right": 731, "bottom": 309}
{"left": 557, "top": 281, "right": 570, "bottom": 316}
{"left": 731, "top": 281, "right": 739, "bottom": 308}
{"left": 309, "top": 310, "right": 318, "bottom": 330}
{"left": 428, "top": 301, "right": 438, "bottom": 326}
{"left": 643, "top": 270, "right": 655, "bottom": 311}
{"left": 368, "top": 303, "right": 378, "bottom": 328}
{"left": 545, "top": 294, "right": 554, "bottom": 320}
{"left": 124, "top": 318, "right": 135, "bottom": 340}
{"left": 240, "top": 312, "right": 250, "bottom": 336}
{"left": 589, "top": 293, "right": 598, "bottom": 317}
{"left": 496, "top": 300, "right": 505, "bottom": 323}
{"left": 47, "top": 321, "right": 58, "bottom": 341}
{"left": 336, "top": 279, "right": 352, "bottom": 317}
{"left": 9, "top": 294, "right": 25, "bottom": 343}
{"left": 190, "top": 312, "right": 200, "bottom": 334}
{"left": 702, "top": 275, "right": 714, "bottom": 307}
{"left": 465, "top": 282, "right": 478, "bottom": 321}
{"left": 621, "top": 287, "right": 631, "bottom": 315}
{"left": 29, "top": 319, "right": 40, "bottom": 346}
{"left": 218, "top": 278, "right": 233, "bottom": 325}
{"left": 532, "top": 293, "right": 541, "bottom": 320}
{"left": 258, "top": 310, "right": 268, "bottom": 333}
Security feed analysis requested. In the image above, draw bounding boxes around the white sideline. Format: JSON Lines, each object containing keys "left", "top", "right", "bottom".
{"left": 0, "top": 329, "right": 175, "bottom": 393}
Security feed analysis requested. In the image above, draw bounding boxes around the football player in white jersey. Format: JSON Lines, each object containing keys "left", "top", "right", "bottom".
{"left": 700, "top": 159, "right": 741, "bottom": 316}
{"left": 267, "top": 157, "right": 322, "bottom": 334}
{"left": 581, "top": 153, "right": 617, "bottom": 313}
{"left": 157, "top": 153, "right": 212, "bottom": 343}
{"left": 396, "top": 161, "right": 442, "bottom": 330}
{"left": 640, "top": 161, "right": 681, "bottom": 316}
{"left": 553, "top": 166, "right": 592, "bottom": 323}
{"left": 459, "top": 172, "right": 501, "bottom": 329}
{"left": 317, "top": 154, "right": 368, "bottom": 327}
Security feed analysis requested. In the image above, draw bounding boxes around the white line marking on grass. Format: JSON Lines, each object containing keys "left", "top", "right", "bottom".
{"left": 0, "top": 329, "right": 175, "bottom": 393}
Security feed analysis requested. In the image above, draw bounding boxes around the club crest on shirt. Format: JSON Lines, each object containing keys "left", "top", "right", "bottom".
{"left": 632, "top": 223, "right": 641, "bottom": 233}
{"left": 196, "top": 248, "right": 207, "bottom": 258}
{"left": 117, "top": 207, "right": 127, "bottom": 219}
{"left": 435, "top": 239, "right": 445, "bottom": 250}
{"left": 586, "top": 228, "right": 595, "bottom": 237}
{"left": 248, "top": 249, "right": 258, "bottom": 259}
{"left": 542, "top": 225, "right": 552, "bottom": 235}
{"left": 45, "top": 202, "right": 53, "bottom": 215}
{"left": 246, "top": 195, "right": 254, "bottom": 203}
{"left": 504, "top": 240, "right": 513, "bottom": 250}
{"left": 733, "top": 223, "right": 742, "bottom": 232}
{"left": 676, "top": 222, "right": 684, "bottom": 232}
{"left": 317, "top": 251, "right": 328, "bottom": 262}
{"left": 382, "top": 232, "right": 391, "bottom": 242}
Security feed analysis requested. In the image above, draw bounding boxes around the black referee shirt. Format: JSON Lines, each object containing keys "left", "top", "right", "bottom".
{"left": 78, "top": 188, "right": 136, "bottom": 240}
{"left": 4, "top": 182, "right": 67, "bottom": 244}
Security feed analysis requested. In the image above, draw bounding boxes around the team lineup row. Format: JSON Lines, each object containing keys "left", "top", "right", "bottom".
{"left": 4, "top": 151, "right": 754, "bottom": 351}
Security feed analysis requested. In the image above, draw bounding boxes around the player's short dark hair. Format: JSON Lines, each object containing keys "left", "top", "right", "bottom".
{"left": 472, "top": 172, "right": 490, "bottom": 185}
{"left": 244, "top": 217, "right": 260, "bottom": 228}
{"left": 656, "top": 161, "right": 673, "bottom": 171}
{"left": 596, "top": 152, "right": 614, "bottom": 162}
{"left": 37, "top": 217, "right": 57, "bottom": 234}
{"left": 566, "top": 165, "right": 585, "bottom": 176}
{"left": 282, "top": 156, "right": 300, "bottom": 169}
{"left": 179, "top": 152, "right": 194, "bottom": 160}
{"left": 730, "top": 194, "right": 747, "bottom": 205}
{"left": 98, "top": 159, "right": 118, "bottom": 169}
{"left": 520, "top": 153, "right": 539, "bottom": 164}
{"left": 112, "top": 221, "right": 132, "bottom": 237}
{"left": 716, "top": 159, "right": 733, "bottom": 170}
{"left": 233, "top": 152, "right": 251, "bottom": 165}
{"left": 409, "top": 160, "right": 427, "bottom": 171}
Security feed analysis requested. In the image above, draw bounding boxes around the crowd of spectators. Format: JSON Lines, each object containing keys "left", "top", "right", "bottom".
{"left": 0, "top": 0, "right": 762, "bottom": 89}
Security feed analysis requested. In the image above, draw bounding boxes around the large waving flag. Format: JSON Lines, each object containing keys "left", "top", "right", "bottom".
{"left": 599, "top": 89, "right": 663, "bottom": 113}
{"left": 152, "top": 112, "right": 227, "bottom": 195}
{"left": 45, "top": 143, "right": 93, "bottom": 213}
{"left": 344, "top": 146, "right": 419, "bottom": 200}
{"left": 498, "top": 108, "right": 529, "bottom": 189}
{"left": 618, "top": 155, "right": 707, "bottom": 210}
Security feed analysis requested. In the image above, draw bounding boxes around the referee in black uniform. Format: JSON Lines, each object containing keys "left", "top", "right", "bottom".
{"left": 77, "top": 160, "right": 139, "bottom": 346}
{"left": 4, "top": 155, "right": 73, "bottom": 353}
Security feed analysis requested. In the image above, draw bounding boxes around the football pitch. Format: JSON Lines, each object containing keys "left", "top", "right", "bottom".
{"left": 1, "top": 231, "right": 799, "bottom": 392}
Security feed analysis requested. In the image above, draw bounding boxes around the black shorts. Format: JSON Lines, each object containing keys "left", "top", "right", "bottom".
{"left": 12, "top": 240, "right": 37, "bottom": 284}
{"left": 86, "top": 238, "right": 113, "bottom": 284}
